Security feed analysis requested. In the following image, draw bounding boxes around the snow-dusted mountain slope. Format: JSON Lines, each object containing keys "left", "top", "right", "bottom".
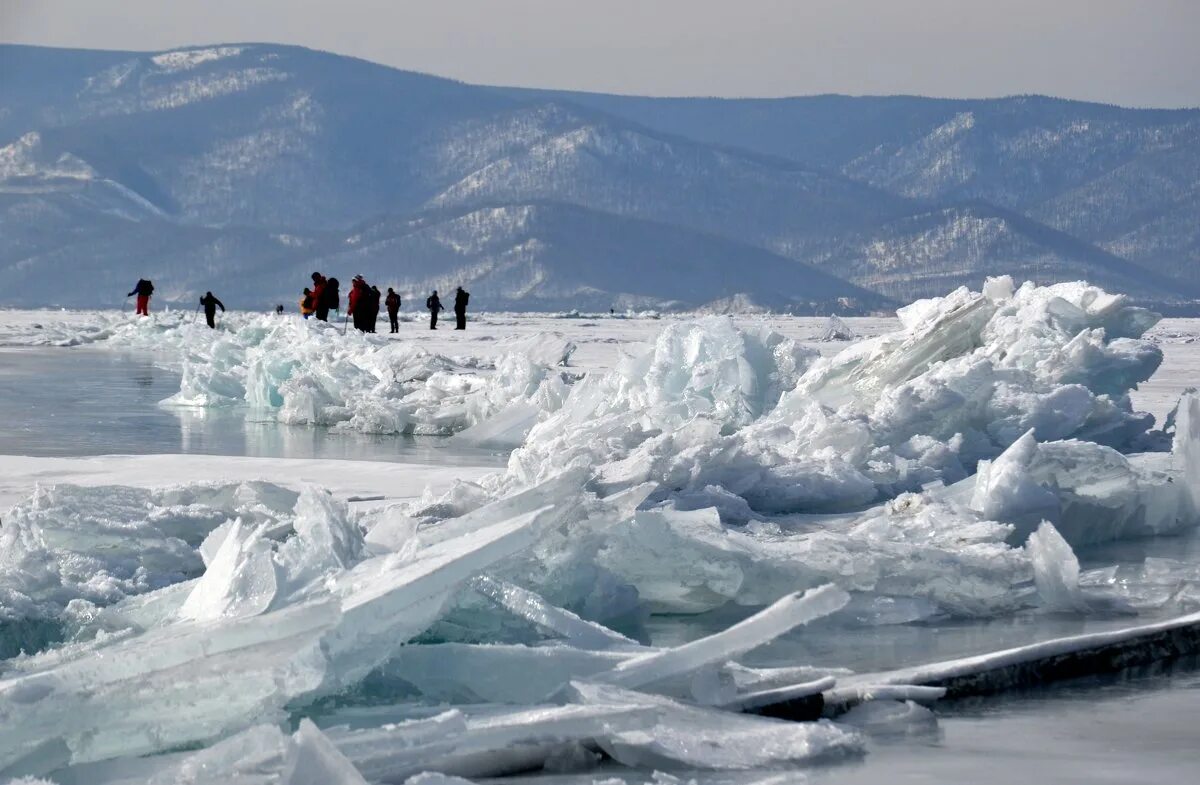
{"left": 1, "top": 43, "right": 1197, "bottom": 308}
{"left": 508, "top": 89, "right": 1200, "bottom": 291}
{"left": 792, "top": 203, "right": 1188, "bottom": 303}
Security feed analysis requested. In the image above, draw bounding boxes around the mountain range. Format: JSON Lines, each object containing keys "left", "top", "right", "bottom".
{"left": 1, "top": 43, "right": 1197, "bottom": 311}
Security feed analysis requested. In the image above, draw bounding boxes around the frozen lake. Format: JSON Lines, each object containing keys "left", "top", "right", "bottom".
{"left": 0, "top": 300, "right": 1197, "bottom": 782}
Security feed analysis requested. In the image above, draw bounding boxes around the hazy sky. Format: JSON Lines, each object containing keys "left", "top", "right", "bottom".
{"left": 3, "top": 0, "right": 1198, "bottom": 107}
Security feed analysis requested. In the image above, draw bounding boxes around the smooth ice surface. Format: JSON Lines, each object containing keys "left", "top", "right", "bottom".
{"left": 0, "top": 348, "right": 508, "bottom": 466}
{"left": 810, "top": 667, "right": 1200, "bottom": 785}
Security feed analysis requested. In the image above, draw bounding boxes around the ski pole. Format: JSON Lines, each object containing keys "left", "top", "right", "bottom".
{"left": 122, "top": 295, "right": 130, "bottom": 313}
{"left": 191, "top": 303, "right": 201, "bottom": 324}
{"left": 342, "top": 311, "right": 350, "bottom": 335}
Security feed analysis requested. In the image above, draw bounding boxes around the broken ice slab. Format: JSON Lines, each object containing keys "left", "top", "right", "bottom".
{"left": 470, "top": 576, "right": 640, "bottom": 651}
{"left": 599, "top": 585, "right": 849, "bottom": 690}
{"left": 800, "top": 286, "right": 996, "bottom": 409}
{"left": 597, "top": 505, "right": 1026, "bottom": 617}
{"left": 51, "top": 719, "right": 369, "bottom": 785}
{"left": 1025, "top": 521, "right": 1086, "bottom": 612}
{"left": 373, "top": 589, "right": 848, "bottom": 707}
{"left": 0, "top": 599, "right": 339, "bottom": 776}
{"left": 178, "top": 520, "right": 279, "bottom": 622}
{"left": 450, "top": 401, "right": 542, "bottom": 449}
{"left": 0, "top": 500, "right": 550, "bottom": 775}
{"left": 968, "top": 428, "right": 1195, "bottom": 548}
{"left": 371, "top": 643, "right": 632, "bottom": 704}
{"left": 567, "top": 681, "right": 863, "bottom": 770}
{"left": 309, "top": 504, "right": 550, "bottom": 698}
{"left": 0, "top": 481, "right": 298, "bottom": 632}
{"left": 1175, "top": 390, "right": 1200, "bottom": 520}
{"left": 325, "top": 703, "right": 656, "bottom": 782}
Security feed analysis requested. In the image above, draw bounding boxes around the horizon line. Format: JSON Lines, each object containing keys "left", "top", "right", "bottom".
{"left": 3, "top": 39, "right": 1198, "bottom": 112}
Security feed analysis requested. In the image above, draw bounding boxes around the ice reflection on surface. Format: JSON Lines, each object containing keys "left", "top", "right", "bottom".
{"left": 0, "top": 347, "right": 507, "bottom": 466}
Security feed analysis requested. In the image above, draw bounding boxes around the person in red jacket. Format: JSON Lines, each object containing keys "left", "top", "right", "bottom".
{"left": 310, "top": 272, "right": 328, "bottom": 321}
{"left": 128, "top": 279, "right": 154, "bottom": 316}
{"left": 348, "top": 275, "right": 368, "bottom": 332}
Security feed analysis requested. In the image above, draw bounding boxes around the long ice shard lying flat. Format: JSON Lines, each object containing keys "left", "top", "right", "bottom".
{"left": 600, "top": 584, "right": 849, "bottom": 689}
{"left": 567, "top": 681, "right": 863, "bottom": 770}
{"left": 822, "top": 610, "right": 1200, "bottom": 713}
{"left": 325, "top": 703, "right": 656, "bottom": 782}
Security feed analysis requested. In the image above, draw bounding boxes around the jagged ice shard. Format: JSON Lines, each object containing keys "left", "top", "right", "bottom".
{"left": 1, "top": 279, "right": 1198, "bottom": 782}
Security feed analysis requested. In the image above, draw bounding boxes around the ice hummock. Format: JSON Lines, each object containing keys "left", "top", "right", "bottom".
{"left": 3, "top": 280, "right": 1199, "bottom": 782}
{"left": 78, "top": 312, "right": 576, "bottom": 439}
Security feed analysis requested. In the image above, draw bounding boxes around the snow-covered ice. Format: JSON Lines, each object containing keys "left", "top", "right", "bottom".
{"left": 1, "top": 278, "right": 1199, "bottom": 782}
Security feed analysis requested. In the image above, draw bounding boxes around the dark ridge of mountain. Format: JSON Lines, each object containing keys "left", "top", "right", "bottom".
{"left": 502, "top": 88, "right": 1200, "bottom": 205}
{"left": 419, "top": 103, "right": 917, "bottom": 255}
{"left": 1030, "top": 142, "right": 1200, "bottom": 284}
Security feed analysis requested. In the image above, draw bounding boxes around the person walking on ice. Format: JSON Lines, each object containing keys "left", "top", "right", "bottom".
{"left": 426, "top": 290, "right": 444, "bottom": 330}
{"left": 385, "top": 288, "right": 401, "bottom": 333}
{"left": 454, "top": 286, "right": 470, "bottom": 330}
{"left": 128, "top": 279, "right": 154, "bottom": 316}
{"left": 199, "top": 291, "right": 225, "bottom": 328}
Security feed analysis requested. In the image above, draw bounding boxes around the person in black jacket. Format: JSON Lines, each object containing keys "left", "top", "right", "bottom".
{"left": 426, "top": 290, "right": 444, "bottom": 330}
{"left": 128, "top": 279, "right": 154, "bottom": 316}
{"left": 385, "top": 288, "right": 401, "bottom": 333}
{"left": 322, "top": 277, "right": 340, "bottom": 321}
{"left": 453, "top": 287, "right": 469, "bottom": 330}
{"left": 199, "top": 291, "right": 225, "bottom": 329}
{"left": 368, "top": 285, "right": 381, "bottom": 333}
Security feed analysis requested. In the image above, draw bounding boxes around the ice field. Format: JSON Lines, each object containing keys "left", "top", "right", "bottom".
{"left": 1, "top": 279, "right": 1199, "bottom": 783}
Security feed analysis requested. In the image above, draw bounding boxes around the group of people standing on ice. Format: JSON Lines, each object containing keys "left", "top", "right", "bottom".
{"left": 425, "top": 287, "right": 469, "bottom": 330}
{"left": 126, "top": 272, "right": 470, "bottom": 333}
{"left": 301, "top": 272, "right": 470, "bottom": 332}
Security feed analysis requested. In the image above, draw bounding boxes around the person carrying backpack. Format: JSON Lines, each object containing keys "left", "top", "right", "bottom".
{"left": 321, "top": 277, "right": 340, "bottom": 322}
{"left": 368, "top": 285, "right": 381, "bottom": 333}
{"left": 310, "top": 273, "right": 329, "bottom": 321}
{"left": 199, "top": 291, "right": 225, "bottom": 329}
{"left": 128, "top": 279, "right": 155, "bottom": 316}
{"left": 453, "top": 286, "right": 470, "bottom": 330}
{"left": 385, "top": 288, "right": 401, "bottom": 333}
{"left": 426, "top": 290, "right": 444, "bottom": 330}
